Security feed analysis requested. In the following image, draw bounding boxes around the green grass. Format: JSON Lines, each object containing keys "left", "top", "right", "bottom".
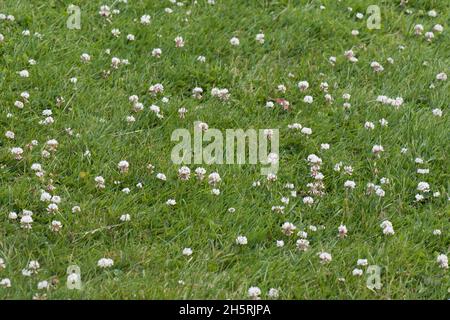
{"left": 0, "top": 0, "right": 449, "bottom": 299}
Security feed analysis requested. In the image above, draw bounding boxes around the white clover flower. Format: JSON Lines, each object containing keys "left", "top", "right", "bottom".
{"left": 178, "top": 107, "right": 188, "bottom": 118}
{"left": 344, "top": 180, "right": 356, "bottom": 189}
{"left": 268, "top": 288, "right": 279, "bottom": 298}
{"left": 380, "top": 220, "right": 395, "bottom": 235}
{"left": 120, "top": 214, "right": 131, "bottom": 222}
{"left": 15, "top": 100, "right": 24, "bottom": 109}
{"left": 95, "top": 176, "right": 106, "bottom": 188}
{"left": 67, "top": 273, "right": 79, "bottom": 286}
{"left": 338, "top": 225, "right": 348, "bottom": 238}
{"left": 97, "top": 258, "right": 114, "bottom": 268}
{"left": 174, "top": 36, "right": 184, "bottom": 48}
{"left": 288, "top": 123, "right": 302, "bottom": 130}
{"left": 436, "top": 254, "right": 448, "bottom": 269}
{"left": 248, "top": 286, "right": 261, "bottom": 300}
{"left": 46, "top": 139, "right": 58, "bottom": 152}
{"left": 303, "top": 95, "right": 313, "bottom": 104}
{"left": 156, "top": 173, "right": 167, "bottom": 181}
{"left": 151, "top": 48, "right": 162, "bottom": 58}
{"left": 375, "top": 187, "right": 385, "bottom": 197}
{"left": 28, "top": 260, "right": 40, "bottom": 272}
{"left": 370, "top": 61, "right": 384, "bottom": 72}
{"left": 432, "top": 229, "right": 441, "bottom": 236}
{"left": 149, "top": 105, "right": 161, "bottom": 115}
{"left": 191, "top": 87, "right": 204, "bottom": 100}
{"left": 166, "top": 199, "right": 176, "bottom": 206}
{"left": 427, "top": 10, "right": 437, "bottom": 17}
{"left": 149, "top": 83, "right": 164, "bottom": 95}
{"left": 178, "top": 166, "right": 191, "bottom": 180}
{"left": 320, "top": 82, "right": 329, "bottom": 92}
{"left": 140, "top": 14, "right": 151, "bottom": 25}
{"left": 281, "top": 222, "right": 296, "bottom": 236}
{"left": 417, "top": 182, "right": 430, "bottom": 193}
{"left": 265, "top": 101, "right": 275, "bottom": 109}
{"left": 272, "top": 205, "right": 285, "bottom": 214}
{"left": 40, "top": 191, "right": 52, "bottom": 202}
{"left": 302, "top": 196, "right": 314, "bottom": 205}
{"left": 5, "top": 131, "right": 15, "bottom": 139}
{"left": 436, "top": 72, "right": 447, "bottom": 81}
{"left": 99, "top": 5, "right": 111, "bottom": 17}
{"left": 364, "top": 121, "right": 375, "bottom": 130}
{"left": 50, "top": 220, "right": 62, "bottom": 232}
{"left": 276, "top": 240, "right": 284, "bottom": 247}
{"left": 197, "top": 55, "right": 206, "bottom": 63}
{"left": 352, "top": 268, "right": 363, "bottom": 276}
{"left": 379, "top": 118, "right": 388, "bottom": 127}
{"left": 80, "top": 53, "right": 91, "bottom": 62}
{"left": 72, "top": 206, "right": 81, "bottom": 213}
{"left": 194, "top": 167, "right": 206, "bottom": 180}
{"left": 208, "top": 172, "right": 221, "bottom": 186}
{"left": 211, "top": 88, "right": 230, "bottom": 101}
{"left": 111, "top": 57, "right": 121, "bottom": 69}
{"left": 372, "top": 145, "right": 384, "bottom": 155}
{"left": 432, "top": 108, "right": 442, "bottom": 117}
{"left": 0, "top": 278, "right": 11, "bottom": 288}
{"left": 433, "top": 24, "right": 444, "bottom": 33}
{"left": 111, "top": 28, "right": 121, "bottom": 37}
{"left": 230, "top": 37, "right": 240, "bottom": 46}
{"left": 255, "top": 33, "right": 265, "bottom": 44}
{"left": 318, "top": 252, "right": 332, "bottom": 264}
{"left": 414, "top": 24, "right": 424, "bottom": 35}
{"left": 236, "top": 235, "right": 248, "bottom": 245}
{"left": 297, "top": 81, "right": 309, "bottom": 91}
{"left": 118, "top": 160, "right": 129, "bottom": 173}
{"left": 182, "top": 248, "right": 193, "bottom": 256}
{"left": 18, "top": 70, "right": 29, "bottom": 78}
{"left": 9, "top": 211, "right": 18, "bottom": 219}
{"left": 357, "top": 259, "right": 368, "bottom": 266}
{"left": 417, "top": 168, "right": 429, "bottom": 175}
{"left": 296, "top": 239, "right": 310, "bottom": 251}
{"left": 22, "top": 269, "right": 32, "bottom": 277}
{"left": 301, "top": 127, "right": 312, "bottom": 135}
{"left": 425, "top": 31, "right": 434, "bottom": 41}
{"left": 10, "top": 147, "right": 24, "bottom": 160}
{"left": 47, "top": 203, "right": 59, "bottom": 214}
